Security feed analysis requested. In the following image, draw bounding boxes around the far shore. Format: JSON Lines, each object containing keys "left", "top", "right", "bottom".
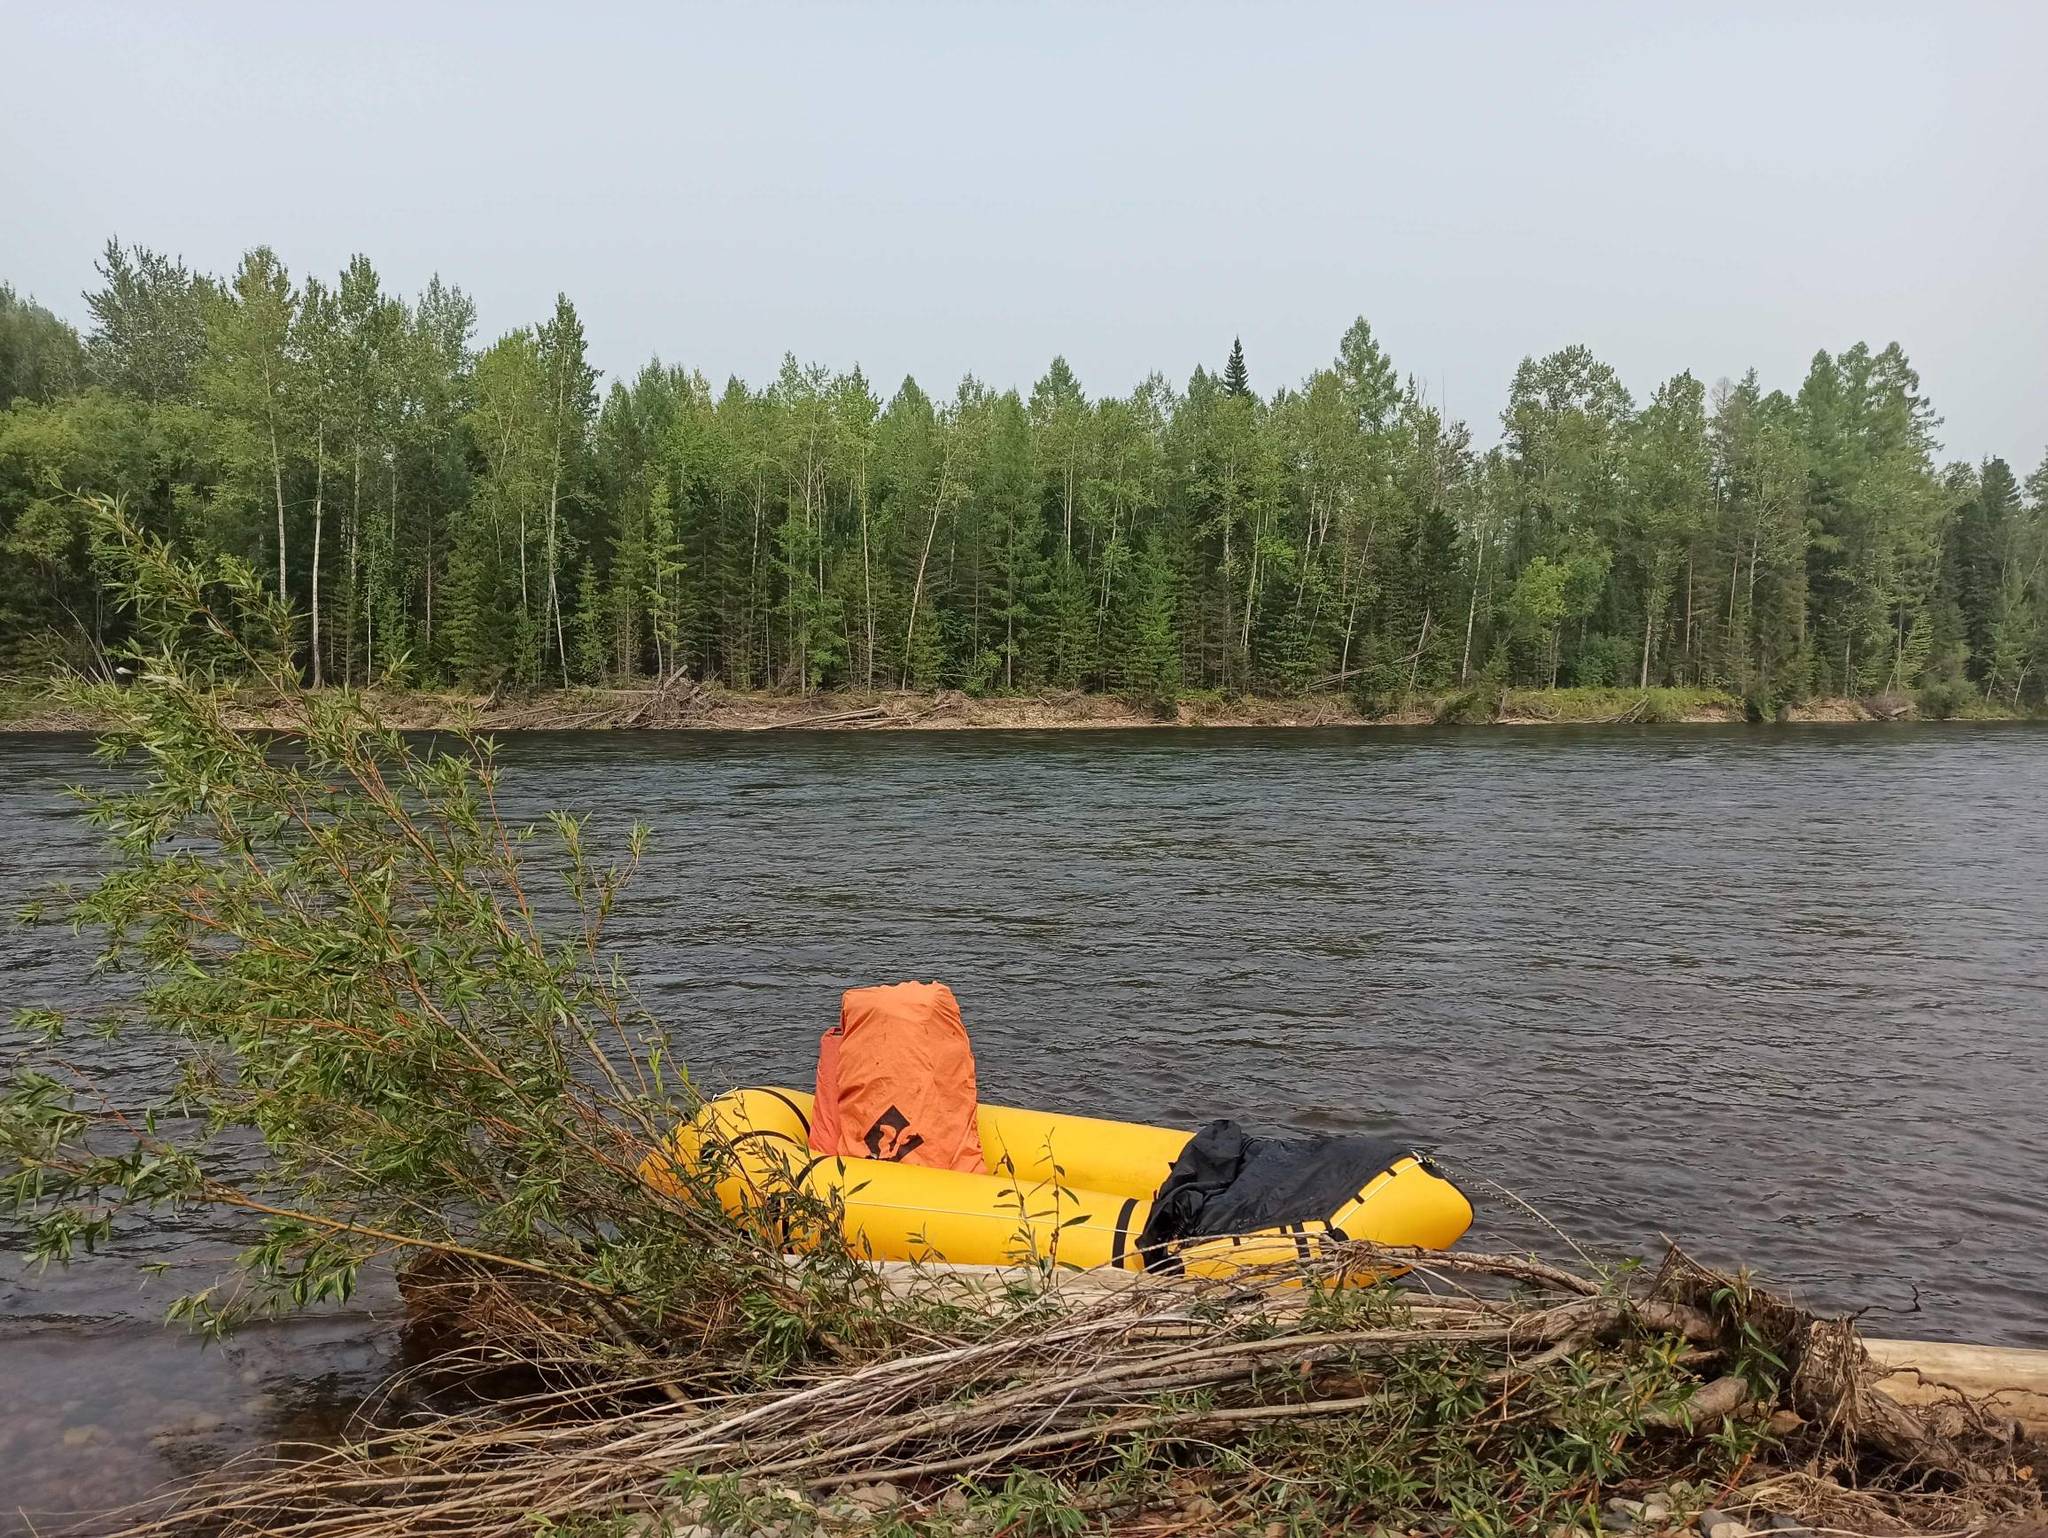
{"left": 2, "top": 680, "right": 2036, "bottom": 735}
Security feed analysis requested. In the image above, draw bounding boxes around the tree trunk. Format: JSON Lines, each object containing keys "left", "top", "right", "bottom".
{"left": 518, "top": 491, "right": 531, "bottom": 657}
{"left": 860, "top": 482, "right": 875, "bottom": 692}
{"left": 310, "top": 417, "right": 325, "bottom": 687}
{"left": 268, "top": 412, "right": 289, "bottom": 607}
{"left": 1220, "top": 506, "right": 1233, "bottom": 688}
{"left": 1239, "top": 504, "right": 1264, "bottom": 653}
{"left": 346, "top": 445, "right": 362, "bottom": 685}
{"left": 545, "top": 451, "right": 567, "bottom": 689}
{"left": 1096, "top": 497, "right": 1120, "bottom": 632}
{"left": 1408, "top": 606, "right": 1432, "bottom": 694}
{"left": 1335, "top": 541, "right": 1358, "bottom": 676}
{"left": 903, "top": 444, "right": 954, "bottom": 679}
{"left": 1460, "top": 531, "right": 1486, "bottom": 684}
{"left": 1063, "top": 460, "right": 1074, "bottom": 552}
{"left": 1745, "top": 529, "right": 1760, "bottom": 679}
{"left": 423, "top": 503, "right": 434, "bottom": 661}
{"left": 550, "top": 559, "right": 569, "bottom": 688}
{"left": 747, "top": 474, "right": 765, "bottom": 689}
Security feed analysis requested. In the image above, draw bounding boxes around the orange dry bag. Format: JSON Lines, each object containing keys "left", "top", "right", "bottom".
{"left": 809, "top": 981, "right": 986, "bottom": 1174}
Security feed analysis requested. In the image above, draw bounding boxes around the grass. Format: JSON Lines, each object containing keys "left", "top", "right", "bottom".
{"left": 1916, "top": 680, "right": 2031, "bottom": 721}
{"left": 1499, "top": 686, "right": 1743, "bottom": 723}
{"left": 0, "top": 676, "right": 56, "bottom": 726}
{"left": 5, "top": 666, "right": 2040, "bottom": 732}
{"left": 1429, "top": 685, "right": 1742, "bottom": 726}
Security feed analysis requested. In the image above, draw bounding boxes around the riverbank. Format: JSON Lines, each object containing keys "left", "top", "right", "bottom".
{"left": 68, "top": 1249, "right": 2048, "bottom": 1538}
{"left": 1, "top": 679, "right": 2034, "bottom": 733}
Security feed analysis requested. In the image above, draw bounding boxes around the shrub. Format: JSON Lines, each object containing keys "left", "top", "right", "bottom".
{"left": 1350, "top": 640, "right": 1406, "bottom": 719}
{"left": 1571, "top": 632, "right": 1631, "bottom": 688}
{"left": 1915, "top": 680, "right": 1974, "bottom": 720}
{"left": 1433, "top": 687, "right": 1497, "bottom": 725}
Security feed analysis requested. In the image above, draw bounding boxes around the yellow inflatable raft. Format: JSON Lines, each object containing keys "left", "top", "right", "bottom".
{"left": 643, "top": 1088, "right": 1472, "bottom": 1280}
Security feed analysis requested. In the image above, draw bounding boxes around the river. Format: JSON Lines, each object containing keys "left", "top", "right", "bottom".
{"left": 3, "top": 724, "right": 2045, "bottom": 1526}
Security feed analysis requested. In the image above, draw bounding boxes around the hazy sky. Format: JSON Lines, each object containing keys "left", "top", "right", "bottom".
{"left": 6, "top": 1, "right": 2044, "bottom": 468}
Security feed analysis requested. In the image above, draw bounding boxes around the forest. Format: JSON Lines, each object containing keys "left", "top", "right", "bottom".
{"left": 2, "top": 239, "right": 2044, "bottom": 712}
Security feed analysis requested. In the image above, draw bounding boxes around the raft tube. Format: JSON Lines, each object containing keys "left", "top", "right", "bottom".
{"left": 642, "top": 1088, "right": 1472, "bottom": 1281}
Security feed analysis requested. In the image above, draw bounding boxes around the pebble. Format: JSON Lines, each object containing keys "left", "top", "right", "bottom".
{"left": 61, "top": 1424, "right": 102, "bottom": 1448}
{"left": 938, "top": 1489, "right": 970, "bottom": 1516}
{"left": 1642, "top": 1496, "right": 1672, "bottom": 1523}
{"left": 148, "top": 1407, "right": 225, "bottom": 1437}
{"left": 1265, "top": 1523, "right": 1290, "bottom": 1538}
{"left": 1704, "top": 1523, "right": 1745, "bottom": 1538}
{"left": 847, "top": 1480, "right": 903, "bottom": 1510}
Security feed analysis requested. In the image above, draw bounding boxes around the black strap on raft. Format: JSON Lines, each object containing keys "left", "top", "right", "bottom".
{"left": 1109, "top": 1197, "right": 1138, "bottom": 1269}
{"left": 724, "top": 1128, "right": 803, "bottom": 1156}
{"left": 759, "top": 1087, "right": 812, "bottom": 1139}
{"left": 790, "top": 1149, "right": 848, "bottom": 1192}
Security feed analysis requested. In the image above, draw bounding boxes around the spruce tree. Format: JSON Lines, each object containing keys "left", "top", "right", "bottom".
{"left": 1222, "top": 336, "right": 1251, "bottom": 399}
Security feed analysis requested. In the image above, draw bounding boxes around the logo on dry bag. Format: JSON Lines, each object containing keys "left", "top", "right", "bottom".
{"left": 863, "top": 1106, "right": 925, "bottom": 1162}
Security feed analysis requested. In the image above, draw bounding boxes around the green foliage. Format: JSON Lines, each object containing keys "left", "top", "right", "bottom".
{"left": 1573, "top": 631, "right": 1632, "bottom": 688}
{"left": 0, "top": 498, "right": 836, "bottom": 1352}
{"left": 974, "top": 1470, "right": 1088, "bottom": 1537}
{"left": 1495, "top": 686, "right": 1739, "bottom": 723}
{"left": 1434, "top": 686, "right": 1498, "bottom": 725}
{"left": 3, "top": 236, "right": 2045, "bottom": 710}
{"left": 1348, "top": 632, "right": 1406, "bottom": 717}
{"left": 1915, "top": 679, "right": 1976, "bottom": 720}
{"left": 1221, "top": 336, "right": 1251, "bottom": 400}
{"left": 0, "top": 283, "right": 83, "bottom": 408}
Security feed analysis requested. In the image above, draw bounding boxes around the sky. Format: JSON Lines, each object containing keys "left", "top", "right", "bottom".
{"left": 4, "top": 1, "right": 2044, "bottom": 469}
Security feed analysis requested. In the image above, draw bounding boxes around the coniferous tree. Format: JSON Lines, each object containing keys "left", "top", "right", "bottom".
{"left": 3, "top": 234, "right": 2041, "bottom": 711}
{"left": 1222, "top": 336, "right": 1251, "bottom": 399}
